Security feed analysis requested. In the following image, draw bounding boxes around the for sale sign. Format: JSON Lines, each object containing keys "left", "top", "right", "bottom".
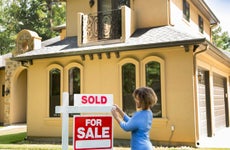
{"left": 73, "top": 116, "right": 113, "bottom": 150}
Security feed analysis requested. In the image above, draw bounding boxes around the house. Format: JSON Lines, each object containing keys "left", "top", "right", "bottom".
{"left": 1, "top": 0, "right": 230, "bottom": 147}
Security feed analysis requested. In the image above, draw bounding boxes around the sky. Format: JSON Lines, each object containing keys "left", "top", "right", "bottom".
{"left": 204, "top": 0, "right": 230, "bottom": 33}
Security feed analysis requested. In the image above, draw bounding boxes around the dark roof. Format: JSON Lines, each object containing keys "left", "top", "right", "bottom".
{"left": 12, "top": 26, "right": 207, "bottom": 61}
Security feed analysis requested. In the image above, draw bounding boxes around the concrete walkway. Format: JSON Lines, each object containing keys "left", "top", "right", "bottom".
{"left": 0, "top": 124, "right": 26, "bottom": 136}
{"left": 198, "top": 127, "right": 230, "bottom": 148}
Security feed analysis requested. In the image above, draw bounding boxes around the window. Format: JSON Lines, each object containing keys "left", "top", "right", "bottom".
{"left": 122, "top": 63, "right": 136, "bottom": 116}
{"left": 198, "top": 15, "right": 204, "bottom": 33}
{"left": 183, "top": 0, "right": 190, "bottom": 21}
{"left": 49, "top": 68, "right": 61, "bottom": 117}
{"left": 119, "top": 0, "right": 130, "bottom": 7}
{"left": 145, "top": 61, "right": 162, "bottom": 118}
{"left": 69, "top": 67, "right": 81, "bottom": 117}
{"left": 142, "top": 56, "right": 166, "bottom": 119}
{"left": 2, "top": 85, "right": 5, "bottom": 97}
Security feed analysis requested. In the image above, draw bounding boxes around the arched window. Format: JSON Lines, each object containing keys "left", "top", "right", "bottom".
{"left": 122, "top": 63, "right": 136, "bottom": 116}
{"left": 145, "top": 61, "right": 162, "bottom": 117}
{"left": 69, "top": 67, "right": 81, "bottom": 116}
{"left": 49, "top": 68, "right": 61, "bottom": 117}
{"left": 142, "top": 56, "right": 165, "bottom": 118}
{"left": 69, "top": 67, "right": 81, "bottom": 105}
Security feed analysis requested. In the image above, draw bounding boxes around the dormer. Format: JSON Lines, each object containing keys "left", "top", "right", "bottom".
{"left": 15, "top": 29, "right": 42, "bottom": 56}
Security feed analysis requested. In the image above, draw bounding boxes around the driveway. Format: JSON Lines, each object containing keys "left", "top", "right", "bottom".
{"left": 198, "top": 127, "right": 230, "bottom": 148}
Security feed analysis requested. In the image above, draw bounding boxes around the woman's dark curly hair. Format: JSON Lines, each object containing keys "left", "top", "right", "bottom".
{"left": 132, "top": 87, "right": 158, "bottom": 110}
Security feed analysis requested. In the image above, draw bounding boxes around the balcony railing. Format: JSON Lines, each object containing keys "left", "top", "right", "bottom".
{"left": 78, "top": 6, "right": 136, "bottom": 46}
{"left": 82, "top": 9, "right": 121, "bottom": 43}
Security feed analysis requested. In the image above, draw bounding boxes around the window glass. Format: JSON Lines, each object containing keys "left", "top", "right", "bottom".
{"left": 145, "top": 61, "right": 162, "bottom": 118}
{"left": 119, "top": 0, "right": 130, "bottom": 7}
{"left": 183, "top": 0, "right": 190, "bottom": 21}
{"left": 198, "top": 15, "right": 204, "bottom": 33}
{"left": 69, "top": 67, "right": 80, "bottom": 117}
{"left": 49, "top": 68, "right": 61, "bottom": 117}
{"left": 122, "top": 63, "right": 136, "bottom": 116}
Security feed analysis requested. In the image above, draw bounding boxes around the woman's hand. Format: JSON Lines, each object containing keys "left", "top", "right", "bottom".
{"left": 111, "top": 104, "right": 125, "bottom": 124}
{"left": 111, "top": 108, "right": 119, "bottom": 119}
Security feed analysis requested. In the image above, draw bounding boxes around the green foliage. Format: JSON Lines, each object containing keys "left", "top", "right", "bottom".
{"left": 0, "top": 132, "right": 26, "bottom": 144}
{"left": 212, "top": 27, "right": 230, "bottom": 51}
{"left": 0, "top": 0, "right": 66, "bottom": 54}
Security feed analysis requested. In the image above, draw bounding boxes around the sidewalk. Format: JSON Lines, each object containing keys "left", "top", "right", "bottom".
{"left": 0, "top": 124, "right": 26, "bottom": 136}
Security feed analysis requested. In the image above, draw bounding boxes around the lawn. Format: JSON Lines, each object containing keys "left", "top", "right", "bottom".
{"left": 0, "top": 133, "right": 230, "bottom": 150}
{"left": 0, "top": 132, "right": 26, "bottom": 144}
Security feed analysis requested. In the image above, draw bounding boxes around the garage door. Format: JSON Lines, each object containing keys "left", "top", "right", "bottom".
{"left": 198, "top": 71, "right": 211, "bottom": 137}
{"left": 213, "top": 74, "right": 227, "bottom": 131}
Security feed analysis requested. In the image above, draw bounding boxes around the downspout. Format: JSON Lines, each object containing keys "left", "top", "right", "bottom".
{"left": 193, "top": 42, "right": 208, "bottom": 147}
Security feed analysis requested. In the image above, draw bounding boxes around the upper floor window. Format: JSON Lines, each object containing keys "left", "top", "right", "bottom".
{"left": 119, "top": 0, "right": 130, "bottom": 7}
{"left": 49, "top": 68, "right": 61, "bottom": 117}
{"left": 183, "top": 0, "right": 190, "bottom": 22}
{"left": 198, "top": 15, "right": 204, "bottom": 33}
{"left": 122, "top": 63, "right": 136, "bottom": 116}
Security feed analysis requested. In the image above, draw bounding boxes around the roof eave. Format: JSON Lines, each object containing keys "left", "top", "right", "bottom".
{"left": 206, "top": 40, "right": 230, "bottom": 68}
{"left": 11, "top": 38, "right": 206, "bottom": 61}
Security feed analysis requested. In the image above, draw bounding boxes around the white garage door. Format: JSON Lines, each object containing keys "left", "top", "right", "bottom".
{"left": 213, "top": 74, "right": 226, "bottom": 131}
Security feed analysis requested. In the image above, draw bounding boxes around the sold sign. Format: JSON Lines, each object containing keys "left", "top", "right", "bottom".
{"left": 74, "top": 94, "right": 113, "bottom": 106}
{"left": 73, "top": 116, "right": 113, "bottom": 150}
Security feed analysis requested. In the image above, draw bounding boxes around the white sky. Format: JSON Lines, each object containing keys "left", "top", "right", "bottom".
{"left": 204, "top": 0, "right": 230, "bottom": 33}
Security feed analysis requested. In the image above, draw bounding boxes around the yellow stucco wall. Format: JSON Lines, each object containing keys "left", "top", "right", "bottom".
{"left": 26, "top": 46, "right": 198, "bottom": 144}
{"left": 133, "top": 0, "right": 168, "bottom": 28}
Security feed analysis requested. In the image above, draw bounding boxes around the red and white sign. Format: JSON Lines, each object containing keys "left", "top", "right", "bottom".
{"left": 73, "top": 116, "right": 113, "bottom": 150}
{"left": 74, "top": 94, "right": 113, "bottom": 106}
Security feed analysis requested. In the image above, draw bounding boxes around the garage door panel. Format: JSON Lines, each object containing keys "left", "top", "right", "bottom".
{"left": 213, "top": 74, "right": 226, "bottom": 131}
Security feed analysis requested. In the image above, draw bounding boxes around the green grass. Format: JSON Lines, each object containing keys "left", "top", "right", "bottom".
{"left": 0, "top": 133, "right": 229, "bottom": 150}
{"left": 0, "top": 132, "right": 27, "bottom": 144}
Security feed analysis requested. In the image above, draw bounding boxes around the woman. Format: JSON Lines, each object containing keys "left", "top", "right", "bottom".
{"left": 111, "top": 87, "right": 158, "bottom": 150}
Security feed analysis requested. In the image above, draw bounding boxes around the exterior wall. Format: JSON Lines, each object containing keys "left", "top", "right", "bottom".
{"left": 11, "top": 69, "right": 27, "bottom": 123}
{"left": 26, "top": 46, "right": 197, "bottom": 144}
{"left": 60, "top": 28, "right": 66, "bottom": 40}
{"left": 4, "top": 60, "right": 23, "bottom": 125}
{"left": 0, "top": 69, "right": 5, "bottom": 124}
{"left": 133, "top": 0, "right": 168, "bottom": 28}
{"left": 170, "top": 0, "right": 211, "bottom": 40}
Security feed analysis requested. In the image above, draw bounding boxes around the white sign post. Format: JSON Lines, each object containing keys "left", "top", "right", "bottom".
{"left": 55, "top": 93, "right": 113, "bottom": 150}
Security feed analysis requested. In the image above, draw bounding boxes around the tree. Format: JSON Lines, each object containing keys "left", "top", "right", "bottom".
{"left": 0, "top": 0, "right": 66, "bottom": 54}
{"left": 212, "top": 26, "right": 230, "bottom": 51}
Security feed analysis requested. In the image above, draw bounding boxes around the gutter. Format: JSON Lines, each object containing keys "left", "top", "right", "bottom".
{"left": 193, "top": 42, "right": 208, "bottom": 147}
